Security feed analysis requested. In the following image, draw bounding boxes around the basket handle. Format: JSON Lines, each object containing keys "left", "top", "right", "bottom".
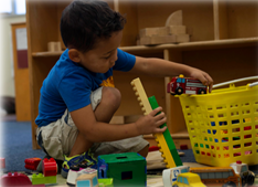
{"left": 213, "top": 76, "right": 258, "bottom": 89}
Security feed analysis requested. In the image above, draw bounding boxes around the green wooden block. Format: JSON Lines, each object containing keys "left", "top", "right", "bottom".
{"left": 98, "top": 152, "right": 146, "bottom": 187}
{"left": 148, "top": 95, "right": 183, "bottom": 166}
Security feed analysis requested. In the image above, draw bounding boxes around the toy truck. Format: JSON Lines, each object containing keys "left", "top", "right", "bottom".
{"left": 167, "top": 74, "right": 207, "bottom": 95}
{"left": 162, "top": 166, "right": 190, "bottom": 187}
{"left": 230, "top": 161, "right": 255, "bottom": 186}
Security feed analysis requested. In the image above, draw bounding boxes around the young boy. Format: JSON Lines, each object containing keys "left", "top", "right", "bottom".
{"left": 35, "top": 0, "right": 213, "bottom": 178}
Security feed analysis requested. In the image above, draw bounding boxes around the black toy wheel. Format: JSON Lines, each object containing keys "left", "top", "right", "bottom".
{"left": 222, "top": 181, "right": 236, "bottom": 187}
{"left": 175, "top": 87, "right": 183, "bottom": 95}
{"left": 198, "top": 89, "right": 207, "bottom": 94}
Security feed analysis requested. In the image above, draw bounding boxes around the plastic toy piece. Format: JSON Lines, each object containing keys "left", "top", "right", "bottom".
{"left": 148, "top": 146, "right": 160, "bottom": 152}
{"left": 67, "top": 168, "right": 97, "bottom": 186}
{"left": 180, "top": 145, "right": 188, "bottom": 150}
{"left": 149, "top": 96, "right": 182, "bottom": 167}
{"left": 43, "top": 158, "right": 57, "bottom": 177}
{"left": 167, "top": 74, "right": 207, "bottom": 95}
{"left": 0, "top": 172, "right": 45, "bottom": 187}
{"left": 189, "top": 167, "right": 241, "bottom": 187}
{"left": 32, "top": 173, "right": 56, "bottom": 185}
{"left": 98, "top": 178, "right": 114, "bottom": 187}
{"left": 24, "top": 157, "right": 41, "bottom": 170}
{"left": 230, "top": 161, "right": 255, "bottom": 186}
{"left": 172, "top": 172, "right": 206, "bottom": 187}
{"left": 131, "top": 77, "right": 181, "bottom": 168}
{"left": 97, "top": 152, "right": 146, "bottom": 187}
{"left": 162, "top": 166, "right": 190, "bottom": 187}
{"left": 0, "top": 158, "right": 5, "bottom": 169}
{"left": 76, "top": 172, "right": 98, "bottom": 187}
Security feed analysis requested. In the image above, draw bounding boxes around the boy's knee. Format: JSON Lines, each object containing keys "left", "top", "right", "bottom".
{"left": 102, "top": 87, "right": 121, "bottom": 107}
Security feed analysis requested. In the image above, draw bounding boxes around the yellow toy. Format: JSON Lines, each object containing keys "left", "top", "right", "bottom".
{"left": 131, "top": 77, "right": 182, "bottom": 168}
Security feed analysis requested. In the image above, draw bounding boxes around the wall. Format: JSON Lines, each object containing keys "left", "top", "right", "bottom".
{"left": 0, "top": 15, "right": 26, "bottom": 97}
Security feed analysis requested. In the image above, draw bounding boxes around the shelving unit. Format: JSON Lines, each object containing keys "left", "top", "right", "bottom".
{"left": 26, "top": 0, "right": 258, "bottom": 149}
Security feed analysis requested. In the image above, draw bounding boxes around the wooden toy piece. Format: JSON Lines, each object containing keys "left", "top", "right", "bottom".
{"left": 43, "top": 158, "right": 57, "bottom": 177}
{"left": 131, "top": 77, "right": 181, "bottom": 168}
{"left": 97, "top": 152, "right": 146, "bottom": 187}
{"left": 165, "top": 10, "right": 183, "bottom": 26}
{"left": 67, "top": 168, "right": 98, "bottom": 186}
{"left": 139, "top": 27, "right": 169, "bottom": 37}
{"left": 168, "top": 25, "right": 186, "bottom": 35}
{"left": 0, "top": 158, "right": 5, "bottom": 169}
{"left": 47, "top": 42, "right": 61, "bottom": 52}
{"left": 76, "top": 172, "right": 98, "bottom": 187}
{"left": 176, "top": 34, "right": 190, "bottom": 43}
{"left": 24, "top": 157, "right": 41, "bottom": 170}
{"left": 139, "top": 35, "right": 176, "bottom": 45}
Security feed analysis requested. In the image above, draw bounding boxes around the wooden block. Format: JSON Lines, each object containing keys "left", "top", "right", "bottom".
{"left": 165, "top": 10, "right": 183, "bottom": 26}
{"left": 139, "top": 27, "right": 169, "bottom": 37}
{"left": 48, "top": 42, "right": 62, "bottom": 52}
{"left": 140, "top": 35, "right": 176, "bottom": 45}
{"left": 168, "top": 25, "right": 186, "bottom": 35}
{"left": 175, "top": 34, "right": 190, "bottom": 43}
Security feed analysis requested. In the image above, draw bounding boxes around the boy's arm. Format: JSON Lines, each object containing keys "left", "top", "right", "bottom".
{"left": 70, "top": 104, "right": 166, "bottom": 142}
{"left": 130, "top": 56, "right": 213, "bottom": 92}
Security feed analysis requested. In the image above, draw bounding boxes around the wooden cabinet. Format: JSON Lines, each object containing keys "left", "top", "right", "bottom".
{"left": 26, "top": 0, "right": 258, "bottom": 149}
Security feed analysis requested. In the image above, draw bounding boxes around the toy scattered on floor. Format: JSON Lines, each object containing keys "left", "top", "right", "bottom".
{"left": 76, "top": 172, "right": 98, "bottom": 187}
{"left": 131, "top": 77, "right": 182, "bottom": 168}
{"left": 167, "top": 74, "right": 207, "bottom": 95}
{"left": 137, "top": 10, "right": 190, "bottom": 45}
{"left": 0, "top": 158, "right": 5, "bottom": 169}
{"left": 189, "top": 167, "right": 241, "bottom": 187}
{"left": 32, "top": 158, "right": 57, "bottom": 185}
{"left": 67, "top": 168, "right": 97, "bottom": 186}
{"left": 24, "top": 158, "right": 41, "bottom": 170}
{"left": 162, "top": 166, "right": 190, "bottom": 187}
{"left": 98, "top": 152, "right": 146, "bottom": 187}
{"left": 172, "top": 172, "right": 206, "bottom": 187}
{"left": 0, "top": 172, "right": 45, "bottom": 187}
{"left": 230, "top": 161, "right": 255, "bottom": 186}
{"left": 98, "top": 178, "right": 114, "bottom": 187}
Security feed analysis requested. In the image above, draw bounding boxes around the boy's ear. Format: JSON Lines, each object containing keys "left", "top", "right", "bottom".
{"left": 68, "top": 49, "right": 81, "bottom": 63}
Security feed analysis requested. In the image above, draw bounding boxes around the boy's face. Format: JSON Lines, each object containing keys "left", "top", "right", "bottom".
{"left": 73, "top": 31, "right": 123, "bottom": 73}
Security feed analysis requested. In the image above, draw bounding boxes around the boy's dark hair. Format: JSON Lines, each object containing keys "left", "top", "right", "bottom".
{"left": 60, "top": 0, "right": 126, "bottom": 53}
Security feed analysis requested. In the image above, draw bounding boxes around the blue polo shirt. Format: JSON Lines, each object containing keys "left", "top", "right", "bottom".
{"left": 35, "top": 48, "right": 136, "bottom": 127}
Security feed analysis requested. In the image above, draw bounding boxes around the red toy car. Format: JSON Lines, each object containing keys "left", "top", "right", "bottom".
{"left": 167, "top": 75, "right": 207, "bottom": 95}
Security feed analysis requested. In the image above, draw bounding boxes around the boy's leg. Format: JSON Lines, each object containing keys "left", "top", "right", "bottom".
{"left": 68, "top": 86, "right": 121, "bottom": 157}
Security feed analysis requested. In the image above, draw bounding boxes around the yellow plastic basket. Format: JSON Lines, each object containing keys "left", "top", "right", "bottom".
{"left": 178, "top": 76, "right": 258, "bottom": 167}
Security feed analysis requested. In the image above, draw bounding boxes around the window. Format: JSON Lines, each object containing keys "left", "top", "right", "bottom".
{"left": 92, "top": 176, "right": 98, "bottom": 187}
{"left": 183, "top": 178, "right": 189, "bottom": 185}
{"left": 0, "top": 0, "right": 26, "bottom": 17}
{"left": 177, "top": 78, "right": 182, "bottom": 83}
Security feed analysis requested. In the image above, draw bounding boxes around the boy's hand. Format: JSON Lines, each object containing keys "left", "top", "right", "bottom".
{"left": 135, "top": 107, "right": 167, "bottom": 135}
{"left": 190, "top": 68, "right": 213, "bottom": 93}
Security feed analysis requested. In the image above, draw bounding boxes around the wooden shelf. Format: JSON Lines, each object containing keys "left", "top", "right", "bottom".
{"left": 32, "top": 37, "right": 258, "bottom": 57}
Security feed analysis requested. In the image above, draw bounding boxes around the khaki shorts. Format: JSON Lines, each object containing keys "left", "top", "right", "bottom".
{"left": 36, "top": 87, "right": 149, "bottom": 161}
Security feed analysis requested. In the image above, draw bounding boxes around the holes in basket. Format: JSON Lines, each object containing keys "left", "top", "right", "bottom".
{"left": 211, "top": 145, "right": 214, "bottom": 149}
{"left": 194, "top": 143, "right": 198, "bottom": 147}
{"left": 223, "top": 146, "right": 229, "bottom": 150}
{"left": 211, "top": 122, "right": 216, "bottom": 126}
{"left": 207, "top": 106, "right": 213, "bottom": 111}
{"left": 255, "top": 125, "right": 258, "bottom": 129}
{"left": 244, "top": 134, "right": 252, "bottom": 139}
{"left": 231, "top": 111, "right": 239, "bottom": 116}
{"left": 233, "top": 152, "right": 241, "bottom": 157}
{"left": 242, "top": 109, "right": 251, "bottom": 115}
{"left": 204, "top": 137, "right": 208, "bottom": 141}
{"left": 209, "top": 137, "right": 213, "bottom": 142}
{"left": 219, "top": 121, "right": 227, "bottom": 126}
{"left": 230, "top": 104, "right": 239, "bottom": 108}
{"left": 209, "top": 115, "right": 215, "bottom": 119}
{"left": 233, "top": 136, "right": 241, "bottom": 141}
{"left": 233, "top": 144, "right": 241, "bottom": 149}
{"left": 243, "top": 118, "right": 252, "bottom": 124}
{"left": 232, "top": 127, "right": 240, "bottom": 133}
{"left": 207, "top": 153, "right": 211, "bottom": 157}
{"left": 222, "top": 137, "right": 229, "bottom": 143}
{"left": 214, "top": 138, "right": 219, "bottom": 143}
{"left": 221, "top": 129, "right": 228, "bottom": 134}
{"left": 255, "top": 117, "right": 258, "bottom": 122}
{"left": 218, "top": 113, "right": 226, "bottom": 118}
{"left": 216, "top": 105, "right": 226, "bottom": 110}
{"left": 205, "top": 144, "right": 209, "bottom": 149}
{"left": 245, "top": 150, "right": 252, "bottom": 155}
{"left": 201, "top": 151, "right": 205, "bottom": 155}
{"left": 224, "top": 153, "right": 230, "bottom": 158}
{"left": 196, "top": 150, "right": 200, "bottom": 154}
{"left": 200, "top": 143, "right": 204, "bottom": 148}
{"left": 232, "top": 119, "right": 240, "bottom": 125}
{"left": 244, "top": 126, "right": 252, "bottom": 131}
{"left": 244, "top": 142, "right": 252, "bottom": 147}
